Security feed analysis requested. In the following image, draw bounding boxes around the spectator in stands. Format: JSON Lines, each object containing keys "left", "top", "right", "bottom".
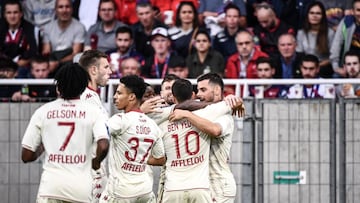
{"left": 213, "top": 3, "right": 244, "bottom": 61}
{"left": 168, "top": 1, "right": 200, "bottom": 58}
{"left": 330, "top": 0, "right": 360, "bottom": 78}
{"left": 84, "top": 0, "right": 125, "bottom": 53}
{"left": 120, "top": 57, "right": 141, "bottom": 77}
{"left": 318, "top": 0, "right": 352, "bottom": 31}
{"left": 224, "top": 30, "right": 267, "bottom": 96}
{"left": 0, "top": 0, "right": 38, "bottom": 77}
{"left": 225, "top": 29, "right": 268, "bottom": 79}
{"left": 287, "top": 54, "right": 335, "bottom": 99}
{"left": 249, "top": 57, "right": 287, "bottom": 98}
{"left": 114, "top": 0, "right": 137, "bottom": 25}
{"left": 22, "top": 0, "right": 55, "bottom": 29}
{"left": 198, "top": 0, "right": 247, "bottom": 37}
{"left": 168, "top": 55, "right": 189, "bottom": 78}
{"left": 186, "top": 29, "right": 224, "bottom": 78}
{"left": 42, "top": 0, "right": 86, "bottom": 77}
{"left": 253, "top": 2, "right": 295, "bottom": 58}
{"left": 11, "top": 55, "right": 56, "bottom": 102}
{"left": 336, "top": 51, "right": 360, "bottom": 98}
{"left": 150, "top": 0, "right": 199, "bottom": 27}
{"left": 247, "top": 0, "right": 312, "bottom": 32}
{"left": 296, "top": 1, "right": 334, "bottom": 78}
{"left": 0, "top": 57, "right": 20, "bottom": 101}
{"left": 132, "top": 2, "right": 167, "bottom": 58}
{"left": 141, "top": 27, "right": 177, "bottom": 78}
{"left": 107, "top": 26, "right": 144, "bottom": 78}
{"left": 274, "top": 33, "right": 303, "bottom": 79}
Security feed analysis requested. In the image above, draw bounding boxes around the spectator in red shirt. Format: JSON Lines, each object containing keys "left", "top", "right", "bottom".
{"left": 224, "top": 29, "right": 267, "bottom": 95}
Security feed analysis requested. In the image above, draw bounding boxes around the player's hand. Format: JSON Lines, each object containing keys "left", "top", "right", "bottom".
{"left": 92, "top": 158, "right": 101, "bottom": 170}
{"left": 169, "top": 109, "right": 190, "bottom": 122}
{"left": 224, "top": 95, "right": 245, "bottom": 117}
{"left": 140, "top": 96, "right": 166, "bottom": 113}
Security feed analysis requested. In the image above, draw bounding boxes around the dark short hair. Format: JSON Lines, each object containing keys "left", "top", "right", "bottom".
{"left": 168, "top": 55, "right": 186, "bottom": 68}
{"left": 161, "top": 74, "right": 180, "bottom": 85}
{"left": 256, "top": 57, "right": 274, "bottom": 68}
{"left": 224, "top": 3, "right": 241, "bottom": 15}
{"left": 197, "top": 73, "right": 224, "bottom": 92}
{"left": 54, "top": 63, "right": 89, "bottom": 99}
{"left": 120, "top": 75, "right": 146, "bottom": 100}
{"left": 0, "top": 56, "right": 18, "bottom": 72}
{"left": 172, "top": 79, "right": 193, "bottom": 103}
{"left": 79, "top": 50, "right": 108, "bottom": 71}
{"left": 301, "top": 54, "right": 319, "bottom": 66}
{"left": 2, "top": 0, "right": 23, "bottom": 18}
{"left": 195, "top": 29, "right": 211, "bottom": 42}
{"left": 116, "top": 26, "right": 133, "bottom": 39}
{"left": 344, "top": 50, "right": 360, "bottom": 62}
{"left": 99, "top": 0, "right": 117, "bottom": 10}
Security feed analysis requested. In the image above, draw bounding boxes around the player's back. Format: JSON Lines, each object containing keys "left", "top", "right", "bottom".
{"left": 81, "top": 86, "right": 108, "bottom": 116}
{"left": 160, "top": 116, "right": 211, "bottom": 191}
{"left": 23, "top": 98, "right": 108, "bottom": 202}
{"left": 106, "top": 111, "right": 164, "bottom": 198}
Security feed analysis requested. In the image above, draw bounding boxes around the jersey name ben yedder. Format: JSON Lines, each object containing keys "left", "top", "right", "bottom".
{"left": 106, "top": 111, "right": 164, "bottom": 198}
{"left": 21, "top": 99, "right": 109, "bottom": 202}
{"left": 159, "top": 101, "right": 232, "bottom": 191}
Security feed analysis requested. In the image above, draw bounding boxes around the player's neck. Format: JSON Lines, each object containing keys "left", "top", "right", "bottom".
{"left": 124, "top": 102, "right": 141, "bottom": 113}
{"left": 88, "top": 81, "right": 98, "bottom": 92}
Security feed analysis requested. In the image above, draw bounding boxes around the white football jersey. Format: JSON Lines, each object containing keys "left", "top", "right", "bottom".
{"left": 106, "top": 111, "right": 164, "bottom": 198}
{"left": 21, "top": 99, "right": 109, "bottom": 202}
{"left": 160, "top": 101, "right": 232, "bottom": 191}
{"left": 81, "top": 86, "right": 109, "bottom": 117}
{"left": 210, "top": 114, "right": 237, "bottom": 198}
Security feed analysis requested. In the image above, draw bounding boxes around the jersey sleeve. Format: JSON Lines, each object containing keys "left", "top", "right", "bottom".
{"left": 151, "top": 136, "right": 165, "bottom": 159}
{"left": 21, "top": 109, "right": 42, "bottom": 152}
{"left": 107, "top": 113, "right": 128, "bottom": 138}
{"left": 195, "top": 101, "right": 231, "bottom": 120}
{"left": 148, "top": 105, "right": 174, "bottom": 125}
{"left": 93, "top": 111, "right": 110, "bottom": 142}
{"left": 214, "top": 115, "right": 234, "bottom": 138}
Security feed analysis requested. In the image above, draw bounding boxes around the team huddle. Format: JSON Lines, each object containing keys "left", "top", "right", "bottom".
{"left": 21, "top": 50, "right": 244, "bottom": 203}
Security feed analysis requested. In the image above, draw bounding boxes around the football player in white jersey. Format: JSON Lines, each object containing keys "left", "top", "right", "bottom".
{"left": 79, "top": 49, "right": 112, "bottom": 202}
{"left": 171, "top": 73, "right": 240, "bottom": 202}
{"left": 79, "top": 49, "right": 112, "bottom": 115}
{"left": 159, "top": 79, "right": 239, "bottom": 203}
{"left": 21, "top": 63, "right": 110, "bottom": 203}
{"left": 100, "top": 75, "right": 165, "bottom": 203}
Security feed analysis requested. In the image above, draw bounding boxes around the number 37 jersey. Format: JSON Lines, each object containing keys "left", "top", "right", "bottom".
{"left": 106, "top": 111, "right": 164, "bottom": 197}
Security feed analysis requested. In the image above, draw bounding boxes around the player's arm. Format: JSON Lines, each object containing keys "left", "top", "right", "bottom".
{"left": 175, "top": 100, "right": 212, "bottom": 111}
{"left": 169, "top": 109, "right": 221, "bottom": 137}
{"left": 21, "top": 143, "right": 44, "bottom": 163}
{"left": 147, "top": 155, "right": 166, "bottom": 166}
{"left": 92, "top": 139, "right": 109, "bottom": 170}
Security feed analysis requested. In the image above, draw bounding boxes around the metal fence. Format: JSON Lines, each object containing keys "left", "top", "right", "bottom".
{"left": 0, "top": 79, "right": 360, "bottom": 203}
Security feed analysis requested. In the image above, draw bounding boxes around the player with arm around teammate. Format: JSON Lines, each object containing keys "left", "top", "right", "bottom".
{"left": 170, "top": 73, "right": 240, "bottom": 202}
{"left": 100, "top": 75, "right": 165, "bottom": 203}
{"left": 159, "top": 79, "right": 240, "bottom": 203}
{"left": 21, "top": 63, "right": 110, "bottom": 203}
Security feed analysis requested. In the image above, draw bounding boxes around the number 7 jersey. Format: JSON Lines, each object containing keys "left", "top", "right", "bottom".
{"left": 106, "top": 110, "right": 164, "bottom": 198}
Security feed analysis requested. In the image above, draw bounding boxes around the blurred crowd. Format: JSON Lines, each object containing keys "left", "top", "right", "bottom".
{"left": 0, "top": 0, "right": 359, "bottom": 101}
